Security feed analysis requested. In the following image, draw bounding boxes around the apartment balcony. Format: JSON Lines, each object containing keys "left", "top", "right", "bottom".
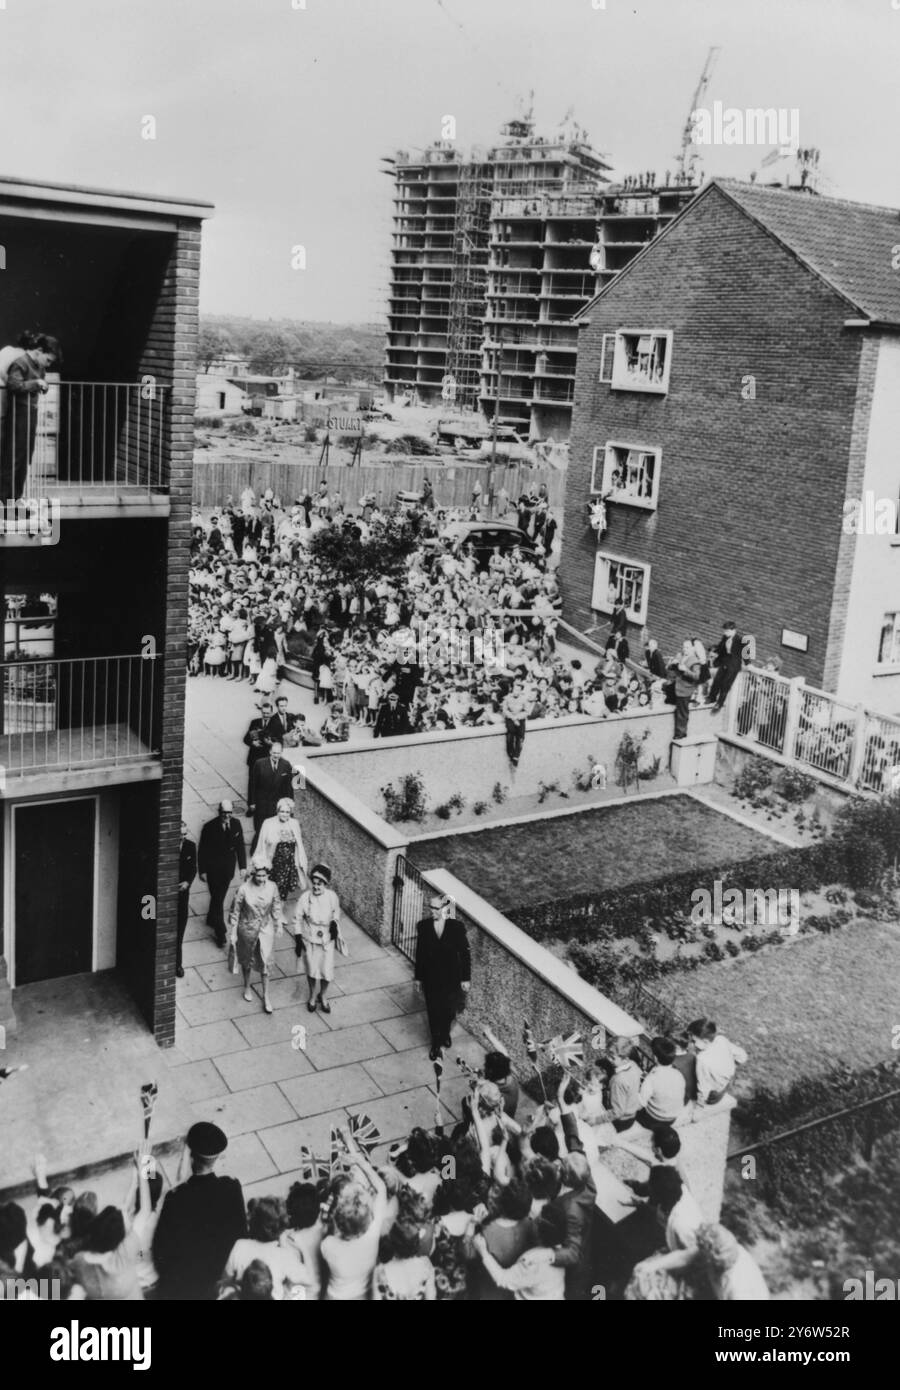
{"left": 7, "top": 382, "right": 171, "bottom": 516}
{"left": 534, "top": 361, "right": 576, "bottom": 377}
{"left": 0, "top": 654, "right": 161, "bottom": 791}
{"left": 542, "top": 275, "right": 596, "bottom": 299}
{"left": 532, "top": 380, "right": 575, "bottom": 403}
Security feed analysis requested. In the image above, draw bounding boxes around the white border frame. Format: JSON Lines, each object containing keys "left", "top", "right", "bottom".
{"left": 610, "top": 328, "right": 673, "bottom": 394}
{"left": 591, "top": 440, "right": 662, "bottom": 509}
{"left": 591, "top": 550, "right": 651, "bottom": 625}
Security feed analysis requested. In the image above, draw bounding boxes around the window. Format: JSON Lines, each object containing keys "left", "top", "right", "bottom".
{"left": 4, "top": 592, "right": 57, "bottom": 660}
{"left": 599, "top": 328, "right": 673, "bottom": 393}
{"left": 591, "top": 553, "right": 650, "bottom": 625}
{"left": 877, "top": 612, "right": 900, "bottom": 667}
{"left": 591, "top": 441, "right": 661, "bottom": 509}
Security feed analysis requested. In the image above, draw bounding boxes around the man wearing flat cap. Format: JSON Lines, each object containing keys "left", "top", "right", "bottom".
{"left": 198, "top": 801, "right": 247, "bottom": 948}
{"left": 152, "top": 1122, "right": 246, "bottom": 1300}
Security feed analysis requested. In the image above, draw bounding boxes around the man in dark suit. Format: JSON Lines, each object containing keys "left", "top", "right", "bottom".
{"left": 176, "top": 821, "right": 197, "bottom": 978}
{"left": 414, "top": 892, "right": 471, "bottom": 1060}
{"left": 242, "top": 701, "right": 275, "bottom": 804}
{"left": 198, "top": 800, "right": 247, "bottom": 947}
{"left": 152, "top": 1122, "right": 246, "bottom": 1301}
{"left": 248, "top": 739, "right": 296, "bottom": 836}
{"left": 373, "top": 691, "right": 413, "bottom": 739}
{"left": 709, "top": 621, "right": 744, "bottom": 712}
{"left": 265, "top": 695, "right": 299, "bottom": 747}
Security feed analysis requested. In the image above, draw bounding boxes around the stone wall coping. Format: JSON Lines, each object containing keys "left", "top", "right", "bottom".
{"left": 421, "top": 867, "right": 644, "bottom": 1040}
{"left": 299, "top": 760, "right": 409, "bottom": 851}
{"left": 304, "top": 705, "right": 685, "bottom": 760}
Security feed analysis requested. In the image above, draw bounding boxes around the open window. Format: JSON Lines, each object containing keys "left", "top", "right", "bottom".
{"left": 591, "top": 441, "right": 661, "bottom": 509}
{"left": 599, "top": 329, "right": 673, "bottom": 393}
{"left": 877, "top": 612, "right": 900, "bottom": 669}
{"left": 591, "top": 552, "right": 650, "bottom": 625}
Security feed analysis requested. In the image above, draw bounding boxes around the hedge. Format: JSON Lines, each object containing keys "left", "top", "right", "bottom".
{"left": 510, "top": 840, "right": 842, "bottom": 943}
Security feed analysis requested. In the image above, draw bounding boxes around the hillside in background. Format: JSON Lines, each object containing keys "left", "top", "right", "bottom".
{"left": 200, "top": 315, "right": 383, "bottom": 379}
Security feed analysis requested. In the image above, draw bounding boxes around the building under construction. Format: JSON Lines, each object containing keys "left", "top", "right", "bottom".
{"left": 381, "top": 116, "right": 613, "bottom": 431}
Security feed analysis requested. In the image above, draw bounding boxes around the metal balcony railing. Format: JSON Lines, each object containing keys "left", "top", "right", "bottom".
{"left": 0, "top": 654, "right": 160, "bottom": 778}
{"left": 533, "top": 380, "right": 575, "bottom": 402}
{"left": 2, "top": 382, "right": 170, "bottom": 501}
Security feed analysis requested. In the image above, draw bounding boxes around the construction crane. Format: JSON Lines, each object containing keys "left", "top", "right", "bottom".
{"left": 675, "top": 46, "right": 721, "bottom": 183}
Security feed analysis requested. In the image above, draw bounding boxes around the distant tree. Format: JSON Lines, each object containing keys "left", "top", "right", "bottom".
{"left": 248, "top": 328, "right": 291, "bottom": 375}
{"left": 198, "top": 325, "right": 234, "bottom": 371}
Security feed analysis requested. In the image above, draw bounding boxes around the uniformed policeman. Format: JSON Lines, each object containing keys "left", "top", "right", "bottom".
{"left": 152, "top": 1122, "right": 246, "bottom": 1300}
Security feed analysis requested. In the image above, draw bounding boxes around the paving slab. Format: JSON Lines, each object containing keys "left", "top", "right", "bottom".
{"left": 332, "top": 955, "right": 411, "bottom": 995}
{"left": 320, "top": 988, "right": 407, "bottom": 1030}
{"left": 181, "top": 938, "right": 231, "bottom": 969}
{"left": 215, "top": 1038, "right": 315, "bottom": 1092}
{"left": 233, "top": 1003, "right": 331, "bottom": 1048}
{"left": 277, "top": 1063, "right": 385, "bottom": 1118}
{"left": 256, "top": 974, "right": 342, "bottom": 1014}
{"left": 175, "top": 967, "right": 209, "bottom": 998}
{"left": 357, "top": 1088, "right": 454, "bottom": 1143}
{"left": 192, "top": 1083, "right": 298, "bottom": 1138}
{"left": 385, "top": 982, "right": 423, "bottom": 1014}
{"left": 362, "top": 1045, "right": 437, "bottom": 1094}
{"left": 171, "top": 1059, "right": 230, "bottom": 1104}
{"left": 372, "top": 1011, "right": 430, "bottom": 1053}
{"left": 171, "top": 1018, "right": 250, "bottom": 1063}
{"left": 257, "top": 1109, "right": 350, "bottom": 1173}
{"left": 303, "top": 1022, "right": 396, "bottom": 1072}
{"left": 178, "top": 987, "right": 265, "bottom": 1028}
{"left": 194, "top": 958, "right": 286, "bottom": 993}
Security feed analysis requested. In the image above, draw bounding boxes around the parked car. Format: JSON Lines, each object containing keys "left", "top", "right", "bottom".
{"left": 437, "top": 520, "right": 537, "bottom": 568}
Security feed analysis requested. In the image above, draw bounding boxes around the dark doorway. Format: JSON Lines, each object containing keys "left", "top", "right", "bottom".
{"left": 14, "top": 798, "right": 95, "bottom": 983}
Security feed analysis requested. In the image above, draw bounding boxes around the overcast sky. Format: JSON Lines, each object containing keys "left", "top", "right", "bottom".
{"left": 1, "top": 0, "right": 897, "bottom": 323}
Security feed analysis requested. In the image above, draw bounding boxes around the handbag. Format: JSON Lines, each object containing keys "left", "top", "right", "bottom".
{"left": 227, "top": 941, "right": 239, "bottom": 975}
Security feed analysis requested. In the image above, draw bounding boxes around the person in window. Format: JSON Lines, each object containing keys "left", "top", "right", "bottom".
{"left": 1, "top": 334, "right": 61, "bottom": 501}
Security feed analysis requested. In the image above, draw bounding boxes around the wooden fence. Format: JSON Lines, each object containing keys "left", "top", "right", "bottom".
{"left": 192, "top": 457, "right": 567, "bottom": 512}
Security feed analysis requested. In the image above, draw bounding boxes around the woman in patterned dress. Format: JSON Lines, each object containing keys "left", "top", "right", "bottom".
{"left": 294, "top": 863, "right": 342, "bottom": 1013}
{"left": 255, "top": 798, "right": 308, "bottom": 902}
{"left": 228, "top": 853, "right": 285, "bottom": 1014}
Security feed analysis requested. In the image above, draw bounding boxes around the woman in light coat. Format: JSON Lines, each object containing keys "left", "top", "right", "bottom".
{"left": 228, "top": 853, "right": 285, "bottom": 1014}
{"left": 255, "top": 798, "right": 308, "bottom": 903}
{"left": 294, "top": 863, "right": 343, "bottom": 1013}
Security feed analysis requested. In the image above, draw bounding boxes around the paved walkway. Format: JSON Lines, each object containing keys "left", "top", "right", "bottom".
{"left": 174, "top": 678, "right": 483, "bottom": 1200}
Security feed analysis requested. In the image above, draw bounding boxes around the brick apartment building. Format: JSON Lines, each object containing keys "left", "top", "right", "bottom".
{"left": 559, "top": 179, "right": 900, "bottom": 716}
{"left": 0, "top": 174, "right": 211, "bottom": 1047}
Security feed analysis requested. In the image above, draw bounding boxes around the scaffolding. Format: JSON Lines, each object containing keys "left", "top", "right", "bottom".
{"left": 444, "top": 160, "right": 491, "bottom": 411}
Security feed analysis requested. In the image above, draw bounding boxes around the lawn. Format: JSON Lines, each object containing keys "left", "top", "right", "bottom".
{"left": 408, "top": 794, "right": 777, "bottom": 915}
{"left": 654, "top": 918, "right": 900, "bottom": 1092}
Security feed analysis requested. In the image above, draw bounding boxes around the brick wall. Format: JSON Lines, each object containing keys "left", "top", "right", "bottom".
{"left": 560, "top": 185, "right": 865, "bottom": 686}
{"left": 141, "top": 222, "right": 202, "bottom": 1046}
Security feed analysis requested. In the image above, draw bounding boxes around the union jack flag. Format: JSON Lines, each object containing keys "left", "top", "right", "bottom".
{"left": 547, "top": 1032, "right": 585, "bottom": 1070}
{"left": 347, "top": 1112, "right": 380, "bottom": 1156}
{"left": 297, "top": 1146, "right": 330, "bottom": 1184}
{"left": 329, "top": 1125, "right": 350, "bottom": 1175}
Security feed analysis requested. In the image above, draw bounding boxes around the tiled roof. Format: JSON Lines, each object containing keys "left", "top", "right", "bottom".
{"left": 578, "top": 179, "right": 900, "bottom": 328}
{"left": 715, "top": 179, "right": 900, "bottom": 327}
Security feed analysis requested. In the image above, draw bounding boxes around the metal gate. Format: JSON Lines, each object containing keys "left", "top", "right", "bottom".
{"left": 391, "top": 854, "right": 428, "bottom": 963}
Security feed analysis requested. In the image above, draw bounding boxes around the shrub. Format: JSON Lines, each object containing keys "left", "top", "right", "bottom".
{"left": 774, "top": 767, "right": 818, "bottom": 803}
{"left": 537, "top": 780, "right": 560, "bottom": 803}
{"left": 434, "top": 803, "right": 452, "bottom": 820}
{"left": 473, "top": 800, "right": 488, "bottom": 816}
{"left": 725, "top": 939, "right": 741, "bottom": 958}
{"left": 446, "top": 792, "right": 465, "bottom": 815}
{"left": 842, "top": 837, "right": 888, "bottom": 889}
{"left": 380, "top": 771, "right": 427, "bottom": 823}
{"left": 195, "top": 414, "right": 224, "bottom": 429}
{"left": 637, "top": 754, "right": 661, "bottom": 782}
{"left": 228, "top": 417, "right": 257, "bottom": 437}
{"left": 491, "top": 782, "right": 508, "bottom": 805}
{"left": 732, "top": 757, "right": 774, "bottom": 801}
{"left": 302, "top": 422, "right": 319, "bottom": 443}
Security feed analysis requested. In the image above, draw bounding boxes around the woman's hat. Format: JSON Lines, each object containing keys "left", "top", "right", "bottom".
{"left": 309, "top": 863, "right": 332, "bottom": 883}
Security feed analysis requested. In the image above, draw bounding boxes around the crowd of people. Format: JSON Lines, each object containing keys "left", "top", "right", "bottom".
{"left": 188, "top": 484, "right": 751, "bottom": 763}
{"left": 0, "top": 1018, "right": 764, "bottom": 1302}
